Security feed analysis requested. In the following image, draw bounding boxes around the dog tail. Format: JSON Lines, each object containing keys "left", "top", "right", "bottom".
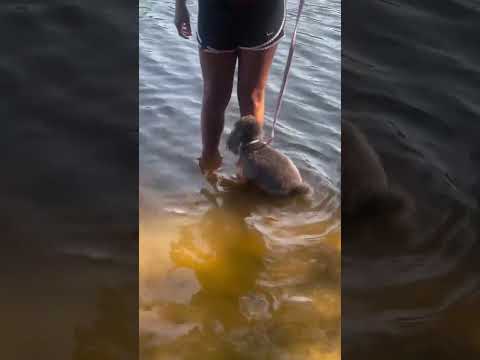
{"left": 290, "top": 182, "right": 313, "bottom": 197}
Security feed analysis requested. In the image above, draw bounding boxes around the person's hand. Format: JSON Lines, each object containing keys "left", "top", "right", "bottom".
{"left": 174, "top": 2, "right": 192, "bottom": 39}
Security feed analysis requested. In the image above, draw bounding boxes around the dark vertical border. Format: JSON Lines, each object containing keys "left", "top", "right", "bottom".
{"left": 342, "top": 1, "right": 480, "bottom": 359}
{"left": 0, "top": 1, "right": 138, "bottom": 358}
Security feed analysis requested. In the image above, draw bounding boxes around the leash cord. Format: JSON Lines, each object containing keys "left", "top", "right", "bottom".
{"left": 268, "top": 0, "right": 305, "bottom": 144}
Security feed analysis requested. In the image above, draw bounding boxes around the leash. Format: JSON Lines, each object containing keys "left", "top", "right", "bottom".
{"left": 267, "top": 0, "right": 305, "bottom": 145}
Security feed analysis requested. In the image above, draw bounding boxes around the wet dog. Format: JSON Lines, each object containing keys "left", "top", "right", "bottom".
{"left": 225, "top": 115, "right": 312, "bottom": 197}
{"left": 342, "top": 119, "right": 413, "bottom": 217}
{"left": 342, "top": 119, "right": 415, "bottom": 251}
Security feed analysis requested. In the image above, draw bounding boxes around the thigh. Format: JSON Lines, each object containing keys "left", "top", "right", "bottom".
{"left": 200, "top": 50, "right": 237, "bottom": 97}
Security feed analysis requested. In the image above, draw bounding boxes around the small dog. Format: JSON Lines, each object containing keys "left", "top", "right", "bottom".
{"left": 342, "top": 119, "right": 415, "bottom": 251}
{"left": 225, "top": 115, "right": 312, "bottom": 197}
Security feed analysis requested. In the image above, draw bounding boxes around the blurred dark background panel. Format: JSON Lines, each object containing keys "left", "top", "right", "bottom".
{"left": 0, "top": 1, "right": 138, "bottom": 359}
{"left": 342, "top": 0, "right": 480, "bottom": 359}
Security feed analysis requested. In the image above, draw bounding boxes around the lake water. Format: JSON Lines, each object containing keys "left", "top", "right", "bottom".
{"left": 139, "top": 0, "right": 341, "bottom": 359}
{"left": 343, "top": 1, "right": 480, "bottom": 358}
{"left": 1, "top": 1, "right": 138, "bottom": 358}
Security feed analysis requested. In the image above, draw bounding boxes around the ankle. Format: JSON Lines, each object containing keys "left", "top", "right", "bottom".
{"left": 202, "top": 148, "right": 221, "bottom": 160}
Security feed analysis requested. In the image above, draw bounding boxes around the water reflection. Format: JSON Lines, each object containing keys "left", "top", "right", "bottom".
{"left": 73, "top": 285, "right": 138, "bottom": 360}
{"left": 140, "top": 187, "right": 340, "bottom": 359}
{"left": 171, "top": 189, "right": 267, "bottom": 329}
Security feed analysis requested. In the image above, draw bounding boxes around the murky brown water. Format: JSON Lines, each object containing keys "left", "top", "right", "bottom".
{"left": 140, "top": 189, "right": 340, "bottom": 359}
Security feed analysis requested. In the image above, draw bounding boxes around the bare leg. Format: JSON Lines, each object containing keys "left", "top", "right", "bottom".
{"left": 199, "top": 50, "right": 237, "bottom": 173}
{"left": 237, "top": 45, "right": 278, "bottom": 126}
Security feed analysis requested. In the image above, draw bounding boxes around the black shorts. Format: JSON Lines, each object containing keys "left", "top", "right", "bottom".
{"left": 197, "top": 0, "right": 286, "bottom": 53}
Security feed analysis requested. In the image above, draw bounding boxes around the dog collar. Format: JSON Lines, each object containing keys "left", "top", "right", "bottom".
{"left": 240, "top": 139, "right": 265, "bottom": 152}
{"left": 245, "top": 139, "right": 261, "bottom": 146}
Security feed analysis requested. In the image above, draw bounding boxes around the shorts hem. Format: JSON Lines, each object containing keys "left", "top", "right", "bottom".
{"left": 238, "top": 34, "right": 284, "bottom": 51}
{"left": 200, "top": 47, "right": 237, "bottom": 54}
{"left": 197, "top": 31, "right": 237, "bottom": 54}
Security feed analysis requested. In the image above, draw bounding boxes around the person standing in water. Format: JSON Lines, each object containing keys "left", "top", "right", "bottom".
{"left": 174, "top": 0, "right": 286, "bottom": 174}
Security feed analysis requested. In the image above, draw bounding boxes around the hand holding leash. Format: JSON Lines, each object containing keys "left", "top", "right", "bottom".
{"left": 174, "top": 0, "right": 192, "bottom": 39}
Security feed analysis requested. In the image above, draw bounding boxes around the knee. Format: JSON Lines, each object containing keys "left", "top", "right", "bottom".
{"left": 239, "top": 87, "right": 265, "bottom": 114}
{"left": 203, "top": 84, "right": 232, "bottom": 111}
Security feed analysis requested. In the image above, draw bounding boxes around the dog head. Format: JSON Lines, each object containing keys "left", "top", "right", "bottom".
{"left": 227, "top": 115, "right": 263, "bottom": 155}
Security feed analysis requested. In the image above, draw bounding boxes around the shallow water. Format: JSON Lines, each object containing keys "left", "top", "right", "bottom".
{"left": 1, "top": 1, "right": 138, "bottom": 358}
{"left": 139, "top": 0, "right": 341, "bottom": 359}
{"left": 343, "top": 1, "right": 480, "bottom": 358}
